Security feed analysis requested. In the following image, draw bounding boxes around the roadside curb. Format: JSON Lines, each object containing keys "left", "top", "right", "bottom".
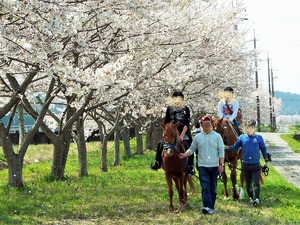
{"left": 258, "top": 132, "right": 300, "bottom": 189}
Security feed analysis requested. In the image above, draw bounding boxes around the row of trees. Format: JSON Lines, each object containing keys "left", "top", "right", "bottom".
{"left": 0, "top": 0, "right": 279, "bottom": 188}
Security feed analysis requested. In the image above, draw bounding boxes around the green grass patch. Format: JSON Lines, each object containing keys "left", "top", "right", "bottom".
{"left": 0, "top": 142, "right": 299, "bottom": 225}
{"left": 280, "top": 133, "right": 300, "bottom": 154}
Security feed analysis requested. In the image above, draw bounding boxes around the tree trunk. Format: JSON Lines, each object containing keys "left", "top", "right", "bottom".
{"left": 51, "top": 139, "right": 65, "bottom": 179}
{"left": 18, "top": 104, "right": 25, "bottom": 145}
{"left": 113, "top": 130, "right": 121, "bottom": 166}
{"left": 146, "top": 123, "right": 154, "bottom": 150}
{"left": 8, "top": 154, "right": 24, "bottom": 188}
{"left": 0, "top": 122, "right": 24, "bottom": 188}
{"left": 75, "top": 116, "right": 88, "bottom": 176}
{"left": 100, "top": 136, "right": 109, "bottom": 172}
{"left": 121, "top": 127, "right": 131, "bottom": 157}
{"left": 50, "top": 105, "right": 76, "bottom": 179}
{"left": 135, "top": 128, "right": 143, "bottom": 155}
{"left": 146, "top": 122, "right": 162, "bottom": 150}
{"left": 50, "top": 130, "right": 72, "bottom": 179}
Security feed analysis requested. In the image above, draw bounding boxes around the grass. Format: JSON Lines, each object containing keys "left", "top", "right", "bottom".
{"left": 0, "top": 140, "right": 300, "bottom": 225}
{"left": 280, "top": 134, "right": 300, "bottom": 154}
{"left": 280, "top": 124, "right": 300, "bottom": 154}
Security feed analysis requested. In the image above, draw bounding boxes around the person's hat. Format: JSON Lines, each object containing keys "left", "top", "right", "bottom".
{"left": 172, "top": 91, "right": 184, "bottom": 98}
{"left": 224, "top": 87, "right": 234, "bottom": 93}
{"left": 199, "top": 115, "right": 212, "bottom": 123}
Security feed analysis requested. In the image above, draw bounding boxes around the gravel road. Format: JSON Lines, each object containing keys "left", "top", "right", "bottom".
{"left": 258, "top": 127, "right": 300, "bottom": 189}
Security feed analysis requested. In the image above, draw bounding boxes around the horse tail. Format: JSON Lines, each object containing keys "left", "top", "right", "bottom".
{"left": 260, "top": 172, "right": 264, "bottom": 185}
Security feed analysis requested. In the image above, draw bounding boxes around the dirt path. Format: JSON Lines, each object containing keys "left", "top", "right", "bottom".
{"left": 258, "top": 128, "right": 300, "bottom": 189}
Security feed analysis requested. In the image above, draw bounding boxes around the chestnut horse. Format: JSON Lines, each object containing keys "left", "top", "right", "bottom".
{"left": 212, "top": 118, "right": 243, "bottom": 199}
{"left": 160, "top": 122, "right": 188, "bottom": 211}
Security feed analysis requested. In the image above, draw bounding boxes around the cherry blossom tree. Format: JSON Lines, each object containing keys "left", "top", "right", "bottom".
{"left": 0, "top": 0, "right": 267, "bottom": 187}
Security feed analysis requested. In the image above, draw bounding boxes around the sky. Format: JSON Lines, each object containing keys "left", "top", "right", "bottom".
{"left": 243, "top": 0, "right": 300, "bottom": 94}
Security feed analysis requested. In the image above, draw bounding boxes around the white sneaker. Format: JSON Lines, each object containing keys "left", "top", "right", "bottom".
{"left": 253, "top": 198, "right": 260, "bottom": 206}
{"left": 208, "top": 208, "right": 215, "bottom": 214}
{"left": 202, "top": 207, "right": 214, "bottom": 214}
{"left": 249, "top": 198, "right": 254, "bottom": 205}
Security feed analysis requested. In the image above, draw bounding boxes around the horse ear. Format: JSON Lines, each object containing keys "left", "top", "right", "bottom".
{"left": 160, "top": 122, "right": 165, "bottom": 129}
{"left": 220, "top": 117, "right": 224, "bottom": 123}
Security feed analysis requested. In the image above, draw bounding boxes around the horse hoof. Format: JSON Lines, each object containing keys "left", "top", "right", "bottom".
{"left": 223, "top": 197, "right": 229, "bottom": 201}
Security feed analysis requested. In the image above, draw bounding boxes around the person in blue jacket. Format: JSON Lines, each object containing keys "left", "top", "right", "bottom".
{"left": 225, "top": 120, "right": 269, "bottom": 206}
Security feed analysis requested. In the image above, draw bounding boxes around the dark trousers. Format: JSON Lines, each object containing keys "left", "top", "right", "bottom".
{"left": 155, "top": 139, "right": 194, "bottom": 166}
{"left": 198, "top": 166, "right": 219, "bottom": 209}
{"left": 242, "top": 163, "right": 261, "bottom": 200}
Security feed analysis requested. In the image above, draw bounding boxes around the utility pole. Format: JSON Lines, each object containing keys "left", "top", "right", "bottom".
{"left": 271, "top": 68, "right": 276, "bottom": 131}
{"left": 267, "top": 56, "right": 273, "bottom": 131}
{"left": 254, "top": 30, "right": 261, "bottom": 131}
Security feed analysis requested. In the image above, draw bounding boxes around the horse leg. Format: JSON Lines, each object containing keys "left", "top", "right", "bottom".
{"left": 239, "top": 171, "right": 245, "bottom": 199}
{"left": 230, "top": 167, "right": 239, "bottom": 199}
{"left": 237, "top": 149, "right": 245, "bottom": 199}
{"left": 166, "top": 175, "right": 174, "bottom": 211}
{"left": 179, "top": 175, "right": 188, "bottom": 206}
{"left": 174, "top": 177, "right": 185, "bottom": 206}
{"left": 183, "top": 173, "right": 188, "bottom": 203}
{"left": 187, "top": 175, "right": 197, "bottom": 195}
{"left": 221, "top": 171, "right": 229, "bottom": 200}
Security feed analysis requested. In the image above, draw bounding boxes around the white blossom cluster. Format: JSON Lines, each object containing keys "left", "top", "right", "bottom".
{"left": 0, "top": 0, "right": 276, "bottom": 134}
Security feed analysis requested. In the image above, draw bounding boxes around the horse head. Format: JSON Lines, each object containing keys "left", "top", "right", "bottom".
{"left": 160, "top": 121, "right": 179, "bottom": 144}
{"left": 213, "top": 118, "right": 232, "bottom": 145}
{"left": 213, "top": 118, "right": 225, "bottom": 137}
{"left": 160, "top": 122, "right": 182, "bottom": 156}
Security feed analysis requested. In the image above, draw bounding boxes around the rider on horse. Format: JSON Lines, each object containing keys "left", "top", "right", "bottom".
{"left": 217, "top": 87, "right": 243, "bottom": 135}
{"left": 151, "top": 91, "right": 194, "bottom": 173}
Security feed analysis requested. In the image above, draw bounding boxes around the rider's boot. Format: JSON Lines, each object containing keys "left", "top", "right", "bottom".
{"left": 150, "top": 160, "right": 162, "bottom": 170}
{"left": 150, "top": 140, "right": 163, "bottom": 170}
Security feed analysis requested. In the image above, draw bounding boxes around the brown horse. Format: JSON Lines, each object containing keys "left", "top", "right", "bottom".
{"left": 160, "top": 121, "right": 188, "bottom": 211}
{"left": 212, "top": 118, "right": 242, "bottom": 199}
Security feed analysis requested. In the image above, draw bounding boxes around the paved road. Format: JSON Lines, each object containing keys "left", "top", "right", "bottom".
{"left": 257, "top": 128, "right": 300, "bottom": 189}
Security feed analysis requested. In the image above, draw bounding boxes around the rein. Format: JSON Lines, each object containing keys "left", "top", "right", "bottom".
{"left": 227, "top": 162, "right": 269, "bottom": 176}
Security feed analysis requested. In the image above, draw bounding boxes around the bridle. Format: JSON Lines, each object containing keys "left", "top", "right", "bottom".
{"left": 213, "top": 121, "right": 229, "bottom": 144}
{"left": 162, "top": 125, "right": 181, "bottom": 156}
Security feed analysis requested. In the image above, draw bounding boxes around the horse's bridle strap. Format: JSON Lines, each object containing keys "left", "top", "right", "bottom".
{"left": 163, "top": 143, "right": 177, "bottom": 149}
